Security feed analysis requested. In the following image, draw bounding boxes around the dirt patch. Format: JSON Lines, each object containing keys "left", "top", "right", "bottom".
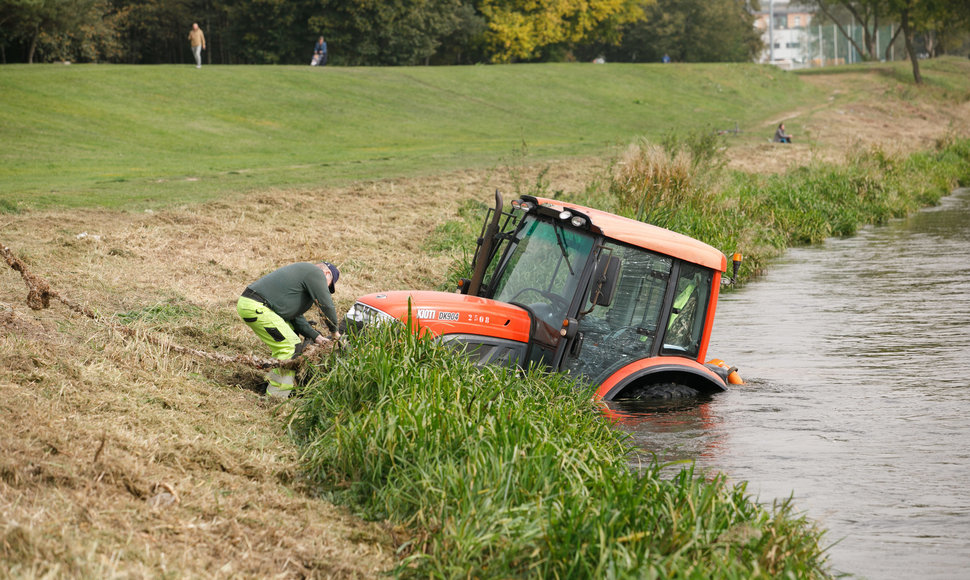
{"left": 725, "top": 70, "right": 970, "bottom": 174}
{"left": 0, "top": 66, "right": 967, "bottom": 577}
{"left": 0, "top": 156, "right": 612, "bottom": 578}
{"left": 0, "top": 303, "right": 49, "bottom": 341}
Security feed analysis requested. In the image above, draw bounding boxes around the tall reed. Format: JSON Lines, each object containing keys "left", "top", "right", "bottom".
{"left": 610, "top": 131, "right": 723, "bottom": 227}
{"left": 289, "top": 324, "right": 830, "bottom": 578}
{"left": 603, "top": 137, "right": 970, "bottom": 282}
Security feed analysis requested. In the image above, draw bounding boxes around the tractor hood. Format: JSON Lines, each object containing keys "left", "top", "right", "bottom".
{"left": 352, "top": 290, "right": 533, "bottom": 343}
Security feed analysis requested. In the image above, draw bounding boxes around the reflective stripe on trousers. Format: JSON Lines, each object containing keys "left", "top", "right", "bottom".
{"left": 236, "top": 295, "right": 300, "bottom": 398}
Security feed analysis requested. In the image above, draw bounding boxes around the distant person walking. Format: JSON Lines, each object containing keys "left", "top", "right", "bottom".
{"left": 188, "top": 22, "right": 206, "bottom": 68}
{"left": 312, "top": 36, "right": 328, "bottom": 66}
{"left": 774, "top": 123, "right": 793, "bottom": 143}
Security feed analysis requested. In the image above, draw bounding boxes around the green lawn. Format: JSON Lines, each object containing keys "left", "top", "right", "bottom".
{"left": 0, "top": 63, "right": 819, "bottom": 209}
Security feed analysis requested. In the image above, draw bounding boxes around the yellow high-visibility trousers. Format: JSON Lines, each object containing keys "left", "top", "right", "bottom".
{"left": 236, "top": 296, "right": 300, "bottom": 398}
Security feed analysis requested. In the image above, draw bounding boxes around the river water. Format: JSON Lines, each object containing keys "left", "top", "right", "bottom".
{"left": 607, "top": 188, "right": 970, "bottom": 579}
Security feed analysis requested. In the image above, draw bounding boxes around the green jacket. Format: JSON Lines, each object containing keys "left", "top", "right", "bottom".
{"left": 248, "top": 262, "right": 338, "bottom": 338}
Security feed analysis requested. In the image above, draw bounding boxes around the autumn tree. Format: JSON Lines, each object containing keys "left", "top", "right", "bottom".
{"left": 479, "top": 0, "right": 644, "bottom": 63}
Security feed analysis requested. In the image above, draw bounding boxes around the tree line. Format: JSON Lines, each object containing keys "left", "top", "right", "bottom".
{"left": 1, "top": 0, "right": 967, "bottom": 81}
{"left": 0, "top": 0, "right": 763, "bottom": 65}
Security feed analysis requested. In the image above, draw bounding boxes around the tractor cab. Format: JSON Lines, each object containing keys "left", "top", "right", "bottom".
{"left": 344, "top": 193, "right": 742, "bottom": 399}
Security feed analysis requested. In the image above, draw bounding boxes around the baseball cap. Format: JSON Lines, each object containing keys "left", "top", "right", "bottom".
{"left": 321, "top": 261, "right": 340, "bottom": 293}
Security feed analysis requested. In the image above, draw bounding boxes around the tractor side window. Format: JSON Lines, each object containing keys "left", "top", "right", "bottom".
{"left": 563, "top": 243, "right": 671, "bottom": 385}
{"left": 661, "top": 264, "right": 713, "bottom": 357}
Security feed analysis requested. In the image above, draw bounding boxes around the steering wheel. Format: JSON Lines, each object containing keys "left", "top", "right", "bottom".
{"left": 605, "top": 325, "right": 643, "bottom": 342}
{"left": 510, "top": 287, "right": 569, "bottom": 311}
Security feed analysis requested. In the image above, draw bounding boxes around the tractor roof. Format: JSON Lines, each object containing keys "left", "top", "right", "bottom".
{"left": 532, "top": 197, "right": 727, "bottom": 272}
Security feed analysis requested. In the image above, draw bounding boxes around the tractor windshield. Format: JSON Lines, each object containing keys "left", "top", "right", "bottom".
{"left": 488, "top": 216, "right": 595, "bottom": 327}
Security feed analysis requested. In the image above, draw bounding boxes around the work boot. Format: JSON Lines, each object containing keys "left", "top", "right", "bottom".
{"left": 265, "top": 383, "right": 292, "bottom": 399}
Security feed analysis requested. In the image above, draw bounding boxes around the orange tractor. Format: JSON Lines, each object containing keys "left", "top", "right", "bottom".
{"left": 344, "top": 193, "right": 743, "bottom": 399}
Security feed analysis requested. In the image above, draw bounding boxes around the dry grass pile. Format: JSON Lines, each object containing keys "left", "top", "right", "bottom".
{"left": 1, "top": 329, "right": 390, "bottom": 578}
{"left": 0, "top": 159, "right": 603, "bottom": 578}
{"left": 610, "top": 138, "right": 722, "bottom": 226}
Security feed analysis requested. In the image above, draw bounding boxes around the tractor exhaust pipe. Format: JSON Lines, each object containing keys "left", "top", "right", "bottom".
{"left": 466, "top": 190, "right": 503, "bottom": 296}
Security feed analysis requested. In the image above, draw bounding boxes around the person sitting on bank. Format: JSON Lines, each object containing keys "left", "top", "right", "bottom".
{"left": 236, "top": 261, "right": 341, "bottom": 398}
{"left": 774, "top": 123, "right": 793, "bottom": 143}
{"left": 312, "top": 36, "right": 328, "bottom": 66}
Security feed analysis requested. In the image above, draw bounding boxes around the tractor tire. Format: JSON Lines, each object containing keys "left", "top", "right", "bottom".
{"left": 627, "top": 382, "right": 699, "bottom": 400}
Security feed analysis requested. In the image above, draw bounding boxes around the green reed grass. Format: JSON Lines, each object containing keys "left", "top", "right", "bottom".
{"left": 429, "top": 135, "right": 970, "bottom": 295}
{"left": 288, "top": 324, "right": 829, "bottom": 578}
{"left": 610, "top": 131, "right": 725, "bottom": 226}
{"left": 599, "top": 137, "right": 970, "bottom": 283}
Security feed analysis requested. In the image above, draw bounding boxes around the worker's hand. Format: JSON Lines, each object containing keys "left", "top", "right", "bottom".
{"left": 314, "top": 334, "right": 327, "bottom": 345}
{"left": 330, "top": 331, "right": 342, "bottom": 341}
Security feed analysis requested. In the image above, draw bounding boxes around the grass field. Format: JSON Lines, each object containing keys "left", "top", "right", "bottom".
{"left": 2, "top": 58, "right": 970, "bottom": 578}
{"left": 0, "top": 62, "right": 818, "bottom": 208}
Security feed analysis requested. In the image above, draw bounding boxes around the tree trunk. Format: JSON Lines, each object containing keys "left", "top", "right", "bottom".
{"left": 864, "top": 14, "right": 878, "bottom": 60}
{"left": 924, "top": 30, "right": 936, "bottom": 57}
{"left": 817, "top": 1, "right": 871, "bottom": 61}
{"left": 28, "top": 30, "right": 38, "bottom": 63}
{"left": 862, "top": 27, "right": 876, "bottom": 60}
{"left": 900, "top": 7, "right": 922, "bottom": 84}
{"left": 843, "top": 2, "right": 878, "bottom": 60}
{"left": 884, "top": 25, "right": 903, "bottom": 61}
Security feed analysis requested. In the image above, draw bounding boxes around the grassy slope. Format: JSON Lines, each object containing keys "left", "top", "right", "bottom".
{"left": 2, "top": 59, "right": 969, "bottom": 577}
{"left": 0, "top": 63, "right": 817, "bottom": 208}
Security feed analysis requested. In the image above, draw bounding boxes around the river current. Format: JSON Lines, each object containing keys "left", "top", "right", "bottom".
{"left": 608, "top": 188, "right": 970, "bottom": 579}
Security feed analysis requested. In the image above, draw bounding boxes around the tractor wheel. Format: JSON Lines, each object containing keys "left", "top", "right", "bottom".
{"left": 628, "top": 382, "right": 699, "bottom": 400}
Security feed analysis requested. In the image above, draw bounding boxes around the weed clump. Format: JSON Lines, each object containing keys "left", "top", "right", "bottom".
{"left": 610, "top": 130, "right": 725, "bottom": 227}
{"left": 288, "top": 325, "right": 830, "bottom": 578}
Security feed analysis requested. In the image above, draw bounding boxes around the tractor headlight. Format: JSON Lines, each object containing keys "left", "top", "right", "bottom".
{"left": 345, "top": 302, "right": 396, "bottom": 327}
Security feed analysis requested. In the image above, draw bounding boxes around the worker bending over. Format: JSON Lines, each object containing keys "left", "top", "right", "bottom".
{"left": 236, "top": 261, "right": 341, "bottom": 398}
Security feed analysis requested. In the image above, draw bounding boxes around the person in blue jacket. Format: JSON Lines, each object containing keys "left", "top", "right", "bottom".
{"left": 312, "top": 36, "right": 328, "bottom": 66}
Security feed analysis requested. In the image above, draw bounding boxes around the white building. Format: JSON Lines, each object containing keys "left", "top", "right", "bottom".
{"left": 753, "top": 1, "right": 816, "bottom": 69}
{"left": 753, "top": 1, "right": 906, "bottom": 69}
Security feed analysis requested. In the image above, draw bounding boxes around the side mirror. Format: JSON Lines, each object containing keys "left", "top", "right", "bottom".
{"left": 721, "top": 252, "right": 743, "bottom": 285}
{"left": 591, "top": 255, "right": 621, "bottom": 307}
